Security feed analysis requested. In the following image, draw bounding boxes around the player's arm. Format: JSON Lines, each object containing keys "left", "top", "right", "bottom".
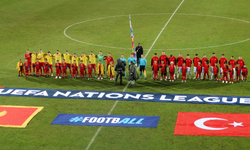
{"left": 151, "top": 58, "right": 153, "bottom": 67}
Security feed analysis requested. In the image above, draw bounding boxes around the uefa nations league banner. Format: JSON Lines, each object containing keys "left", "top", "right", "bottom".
{"left": 51, "top": 114, "right": 160, "bottom": 128}
{"left": 1, "top": 87, "right": 250, "bottom": 106}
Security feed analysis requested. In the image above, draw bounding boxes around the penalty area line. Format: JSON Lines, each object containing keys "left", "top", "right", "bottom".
{"left": 85, "top": 0, "right": 185, "bottom": 149}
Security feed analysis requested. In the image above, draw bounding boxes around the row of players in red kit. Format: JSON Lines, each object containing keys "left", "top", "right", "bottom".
{"left": 149, "top": 52, "right": 248, "bottom": 83}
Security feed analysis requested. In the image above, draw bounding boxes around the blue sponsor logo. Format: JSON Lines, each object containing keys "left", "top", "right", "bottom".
{"left": 51, "top": 114, "right": 160, "bottom": 128}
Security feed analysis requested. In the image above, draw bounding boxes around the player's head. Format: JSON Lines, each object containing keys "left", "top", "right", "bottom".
{"left": 239, "top": 56, "right": 242, "bottom": 59}
{"left": 183, "top": 62, "right": 186, "bottom": 66}
{"left": 108, "top": 52, "right": 111, "bottom": 56}
{"left": 73, "top": 60, "right": 75, "bottom": 63}
{"left": 221, "top": 54, "right": 225, "bottom": 58}
{"left": 25, "top": 58, "right": 28, "bottom": 62}
{"left": 19, "top": 59, "right": 22, "bottom": 62}
{"left": 63, "top": 59, "right": 65, "bottom": 62}
{"left": 57, "top": 60, "right": 59, "bottom": 63}
{"left": 48, "top": 51, "right": 50, "bottom": 54}
{"left": 162, "top": 51, "right": 165, "bottom": 55}
{"left": 99, "top": 60, "right": 102, "bottom": 64}
{"left": 33, "top": 51, "right": 36, "bottom": 54}
{"left": 198, "top": 61, "right": 201, "bottom": 65}
{"left": 231, "top": 56, "right": 234, "bottom": 60}
{"left": 244, "top": 64, "right": 246, "bottom": 68}
{"left": 89, "top": 61, "right": 91, "bottom": 63}
{"left": 110, "top": 61, "right": 113, "bottom": 65}
{"left": 224, "top": 61, "right": 227, "bottom": 66}
{"left": 27, "top": 49, "right": 29, "bottom": 53}
{"left": 39, "top": 49, "right": 42, "bottom": 53}
{"left": 82, "top": 52, "right": 85, "bottom": 55}
{"left": 138, "top": 43, "right": 141, "bottom": 46}
{"left": 161, "top": 60, "right": 164, "bottom": 64}
{"left": 205, "top": 60, "right": 208, "bottom": 64}
{"left": 141, "top": 54, "right": 144, "bottom": 58}
{"left": 121, "top": 54, "right": 124, "bottom": 58}
{"left": 212, "top": 53, "right": 215, "bottom": 57}
{"left": 66, "top": 50, "right": 68, "bottom": 54}
{"left": 36, "top": 58, "right": 39, "bottom": 62}
{"left": 154, "top": 53, "right": 157, "bottom": 57}
{"left": 56, "top": 50, "right": 59, "bottom": 54}
{"left": 130, "top": 53, "right": 133, "bottom": 57}
{"left": 215, "top": 62, "right": 217, "bottom": 66}
{"left": 73, "top": 53, "right": 76, "bottom": 56}
{"left": 99, "top": 51, "right": 102, "bottom": 55}
{"left": 170, "top": 61, "right": 174, "bottom": 65}
{"left": 81, "top": 60, "right": 83, "bottom": 64}
{"left": 170, "top": 54, "right": 172, "bottom": 57}
{"left": 179, "top": 53, "right": 182, "bottom": 57}
{"left": 203, "top": 54, "right": 206, "bottom": 58}
{"left": 45, "top": 59, "right": 48, "bottom": 62}
{"left": 187, "top": 54, "right": 190, "bottom": 59}
{"left": 195, "top": 54, "right": 198, "bottom": 58}
{"left": 236, "top": 63, "right": 239, "bottom": 66}
{"left": 90, "top": 51, "right": 93, "bottom": 55}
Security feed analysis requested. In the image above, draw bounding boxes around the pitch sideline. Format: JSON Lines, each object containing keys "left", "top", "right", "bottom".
{"left": 85, "top": 0, "right": 185, "bottom": 149}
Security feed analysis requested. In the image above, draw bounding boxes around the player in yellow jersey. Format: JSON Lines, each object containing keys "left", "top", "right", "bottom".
{"left": 80, "top": 52, "right": 88, "bottom": 77}
{"left": 63, "top": 50, "right": 72, "bottom": 76}
{"left": 88, "top": 51, "right": 97, "bottom": 78}
{"left": 31, "top": 51, "right": 37, "bottom": 76}
{"left": 72, "top": 53, "right": 79, "bottom": 77}
{"left": 45, "top": 51, "right": 54, "bottom": 76}
{"left": 37, "top": 49, "right": 45, "bottom": 76}
{"left": 53, "top": 50, "right": 63, "bottom": 63}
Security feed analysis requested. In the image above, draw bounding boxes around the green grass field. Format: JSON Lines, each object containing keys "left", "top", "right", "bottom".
{"left": 1, "top": 0, "right": 250, "bottom": 149}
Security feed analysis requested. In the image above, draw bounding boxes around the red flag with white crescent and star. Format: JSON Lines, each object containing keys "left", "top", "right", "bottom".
{"left": 174, "top": 112, "right": 250, "bottom": 137}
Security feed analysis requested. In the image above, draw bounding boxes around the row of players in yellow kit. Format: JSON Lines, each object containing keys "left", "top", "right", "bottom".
{"left": 18, "top": 49, "right": 115, "bottom": 79}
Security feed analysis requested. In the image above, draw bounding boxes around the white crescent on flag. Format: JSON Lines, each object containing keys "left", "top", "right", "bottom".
{"left": 194, "top": 117, "right": 228, "bottom": 130}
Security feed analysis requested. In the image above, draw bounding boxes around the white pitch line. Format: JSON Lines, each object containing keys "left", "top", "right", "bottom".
{"left": 85, "top": 1, "right": 185, "bottom": 150}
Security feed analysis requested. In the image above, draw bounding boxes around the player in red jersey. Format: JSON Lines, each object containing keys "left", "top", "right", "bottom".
{"left": 159, "top": 51, "right": 168, "bottom": 65}
{"left": 235, "top": 63, "right": 242, "bottom": 82}
{"left": 168, "top": 54, "right": 176, "bottom": 79}
{"left": 219, "top": 54, "right": 227, "bottom": 81}
{"left": 151, "top": 53, "right": 159, "bottom": 79}
{"left": 105, "top": 53, "right": 114, "bottom": 70}
{"left": 159, "top": 60, "right": 167, "bottom": 81}
{"left": 228, "top": 56, "right": 236, "bottom": 80}
{"left": 195, "top": 61, "right": 202, "bottom": 80}
{"left": 201, "top": 54, "right": 209, "bottom": 79}
{"left": 55, "top": 60, "right": 61, "bottom": 79}
{"left": 79, "top": 60, "right": 86, "bottom": 78}
{"left": 242, "top": 64, "right": 248, "bottom": 82}
{"left": 23, "top": 59, "right": 30, "bottom": 77}
{"left": 24, "top": 49, "right": 32, "bottom": 75}
{"left": 228, "top": 65, "right": 234, "bottom": 84}
{"left": 61, "top": 59, "right": 67, "bottom": 78}
{"left": 222, "top": 62, "right": 229, "bottom": 83}
{"left": 213, "top": 63, "right": 219, "bottom": 82}
{"left": 87, "top": 61, "right": 93, "bottom": 79}
{"left": 34, "top": 59, "right": 40, "bottom": 77}
{"left": 177, "top": 53, "right": 184, "bottom": 79}
{"left": 209, "top": 53, "right": 218, "bottom": 80}
{"left": 152, "top": 60, "right": 159, "bottom": 80}
{"left": 236, "top": 56, "right": 245, "bottom": 79}
{"left": 185, "top": 54, "right": 192, "bottom": 79}
{"left": 193, "top": 54, "right": 201, "bottom": 79}
{"left": 43, "top": 59, "right": 50, "bottom": 77}
{"left": 71, "top": 60, "right": 78, "bottom": 79}
{"left": 169, "top": 61, "right": 175, "bottom": 82}
{"left": 181, "top": 62, "right": 187, "bottom": 82}
{"left": 203, "top": 61, "right": 209, "bottom": 80}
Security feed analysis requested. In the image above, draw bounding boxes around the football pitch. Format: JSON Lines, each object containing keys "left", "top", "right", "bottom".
{"left": 1, "top": 0, "right": 250, "bottom": 149}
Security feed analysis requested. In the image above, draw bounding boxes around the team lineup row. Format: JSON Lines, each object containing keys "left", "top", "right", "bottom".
{"left": 16, "top": 49, "right": 248, "bottom": 83}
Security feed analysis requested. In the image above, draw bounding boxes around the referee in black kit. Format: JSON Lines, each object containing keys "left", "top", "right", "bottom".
{"left": 135, "top": 43, "right": 143, "bottom": 66}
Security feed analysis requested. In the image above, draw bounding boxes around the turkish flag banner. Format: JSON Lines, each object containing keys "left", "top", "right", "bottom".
{"left": 174, "top": 112, "right": 250, "bottom": 137}
{"left": 0, "top": 105, "right": 43, "bottom": 128}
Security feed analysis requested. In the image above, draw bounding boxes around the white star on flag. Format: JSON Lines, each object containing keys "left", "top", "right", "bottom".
{"left": 228, "top": 122, "right": 243, "bottom": 127}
